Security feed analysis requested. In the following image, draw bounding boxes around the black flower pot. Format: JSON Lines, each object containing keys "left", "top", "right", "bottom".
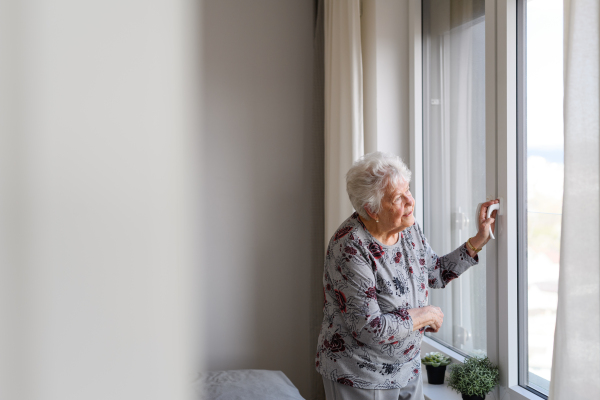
{"left": 425, "top": 365, "right": 446, "bottom": 385}
{"left": 461, "top": 394, "right": 485, "bottom": 400}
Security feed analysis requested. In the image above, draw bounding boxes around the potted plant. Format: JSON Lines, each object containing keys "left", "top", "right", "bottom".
{"left": 448, "top": 356, "right": 499, "bottom": 400}
{"left": 421, "top": 352, "right": 451, "bottom": 385}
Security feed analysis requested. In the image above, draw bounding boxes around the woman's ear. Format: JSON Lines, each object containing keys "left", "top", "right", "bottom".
{"left": 364, "top": 205, "right": 378, "bottom": 221}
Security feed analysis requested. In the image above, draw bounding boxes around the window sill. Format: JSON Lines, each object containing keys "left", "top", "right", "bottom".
{"left": 508, "top": 385, "right": 548, "bottom": 400}
{"left": 421, "top": 337, "right": 465, "bottom": 400}
{"left": 421, "top": 337, "right": 546, "bottom": 400}
{"left": 423, "top": 377, "right": 546, "bottom": 400}
{"left": 423, "top": 378, "right": 462, "bottom": 400}
{"left": 421, "top": 336, "right": 466, "bottom": 365}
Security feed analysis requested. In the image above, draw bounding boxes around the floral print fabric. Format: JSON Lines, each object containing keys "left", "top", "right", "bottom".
{"left": 315, "top": 213, "right": 478, "bottom": 389}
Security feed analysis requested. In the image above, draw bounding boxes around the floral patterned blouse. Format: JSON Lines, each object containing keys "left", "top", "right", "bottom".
{"left": 315, "top": 212, "right": 478, "bottom": 389}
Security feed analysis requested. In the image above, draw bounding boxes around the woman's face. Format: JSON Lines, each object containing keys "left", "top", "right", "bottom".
{"left": 377, "top": 179, "right": 415, "bottom": 232}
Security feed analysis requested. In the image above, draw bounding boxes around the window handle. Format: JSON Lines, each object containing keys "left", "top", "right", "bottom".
{"left": 487, "top": 203, "right": 501, "bottom": 239}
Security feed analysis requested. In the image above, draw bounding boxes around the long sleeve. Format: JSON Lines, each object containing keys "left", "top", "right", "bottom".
{"left": 323, "top": 239, "right": 413, "bottom": 348}
{"left": 316, "top": 215, "right": 432, "bottom": 389}
{"left": 414, "top": 223, "right": 479, "bottom": 289}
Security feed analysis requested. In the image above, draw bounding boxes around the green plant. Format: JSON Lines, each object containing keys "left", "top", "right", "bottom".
{"left": 421, "top": 352, "right": 451, "bottom": 367}
{"left": 448, "top": 356, "right": 499, "bottom": 398}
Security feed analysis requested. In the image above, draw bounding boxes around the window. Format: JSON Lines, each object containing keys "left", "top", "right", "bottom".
{"left": 415, "top": 1, "right": 562, "bottom": 399}
{"left": 422, "top": 0, "right": 487, "bottom": 358}
{"left": 517, "top": 0, "right": 564, "bottom": 396}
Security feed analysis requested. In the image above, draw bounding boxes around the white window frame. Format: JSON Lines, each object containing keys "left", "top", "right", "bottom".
{"left": 410, "top": 1, "right": 545, "bottom": 399}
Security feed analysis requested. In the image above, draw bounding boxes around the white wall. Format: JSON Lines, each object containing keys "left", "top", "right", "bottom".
{"left": 0, "top": 1, "right": 199, "bottom": 399}
{"left": 199, "top": 1, "right": 321, "bottom": 398}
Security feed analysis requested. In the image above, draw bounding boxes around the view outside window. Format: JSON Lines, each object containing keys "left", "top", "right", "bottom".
{"left": 422, "top": 0, "right": 486, "bottom": 357}
{"left": 522, "top": 0, "right": 563, "bottom": 393}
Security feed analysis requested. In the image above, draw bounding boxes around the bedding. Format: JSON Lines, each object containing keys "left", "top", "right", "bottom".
{"left": 194, "top": 369, "right": 305, "bottom": 400}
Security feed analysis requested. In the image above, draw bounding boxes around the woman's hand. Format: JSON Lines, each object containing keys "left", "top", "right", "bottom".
{"left": 408, "top": 305, "right": 444, "bottom": 332}
{"left": 424, "top": 306, "right": 444, "bottom": 333}
{"left": 469, "top": 199, "right": 500, "bottom": 253}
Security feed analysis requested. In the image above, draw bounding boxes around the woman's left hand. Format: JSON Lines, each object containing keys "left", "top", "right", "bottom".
{"left": 470, "top": 199, "right": 500, "bottom": 250}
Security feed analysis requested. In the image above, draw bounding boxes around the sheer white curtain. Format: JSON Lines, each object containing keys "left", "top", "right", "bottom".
{"left": 423, "top": 0, "right": 486, "bottom": 356}
{"left": 444, "top": 17, "right": 487, "bottom": 356}
{"left": 549, "top": 0, "right": 600, "bottom": 397}
{"left": 323, "top": 0, "right": 365, "bottom": 244}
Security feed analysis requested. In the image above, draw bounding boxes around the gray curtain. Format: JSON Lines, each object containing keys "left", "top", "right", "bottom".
{"left": 309, "top": 1, "right": 326, "bottom": 400}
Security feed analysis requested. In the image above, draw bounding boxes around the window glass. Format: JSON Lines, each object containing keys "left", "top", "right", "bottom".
{"left": 520, "top": 0, "right": 564, "bottom": 394}
{"left": 422, "top": 0, "right": 486, "bottom": 357}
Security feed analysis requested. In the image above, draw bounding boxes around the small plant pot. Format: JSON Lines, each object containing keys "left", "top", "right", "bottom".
{"left": 425, "top": 365, "right": 446, "bottom": 385}
{"left": 461, "top": 394, "right": 485, "bottom": 400}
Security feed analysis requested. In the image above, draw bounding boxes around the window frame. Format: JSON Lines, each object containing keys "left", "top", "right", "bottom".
{"left": 516, "top": 0, "right": 531, "bottom": 393}
{"left": 410, "top": 1, "right": 547, "bottom": 399}
{"left": 516, "top": 0, "right": 561, "bottom": 396}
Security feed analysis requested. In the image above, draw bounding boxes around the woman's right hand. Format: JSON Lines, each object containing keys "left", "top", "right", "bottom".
{"left": 408, "top": 305, "right": 444, "bottom": 332}
{"left": 425, "top": 305, "right": 444, "bottom": 333}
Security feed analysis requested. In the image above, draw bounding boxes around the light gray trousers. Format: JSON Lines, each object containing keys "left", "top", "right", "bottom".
{"left": 322, "top": 374, "right": 424, "bottom": 400}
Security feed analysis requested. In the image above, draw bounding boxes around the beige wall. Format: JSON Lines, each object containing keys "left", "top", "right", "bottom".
{"left": 199, "top": 0, "right": 321, "bottom": 398}
{"left": 199, "top": 1, "right": 411, "bottom": 399}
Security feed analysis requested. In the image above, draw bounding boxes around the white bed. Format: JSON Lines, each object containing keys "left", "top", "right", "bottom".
{"left": 194, "top": 369, "right": 306, "bottom": 400}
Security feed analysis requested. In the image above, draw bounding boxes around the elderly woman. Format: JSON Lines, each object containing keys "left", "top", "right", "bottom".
{"left": 315, "top": 152, "right": 498, "bottom": 400}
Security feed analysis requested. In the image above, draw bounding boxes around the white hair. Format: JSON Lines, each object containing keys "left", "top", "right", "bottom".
{"left": 346, "top": 152, "right": 412, "bottom": 220}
